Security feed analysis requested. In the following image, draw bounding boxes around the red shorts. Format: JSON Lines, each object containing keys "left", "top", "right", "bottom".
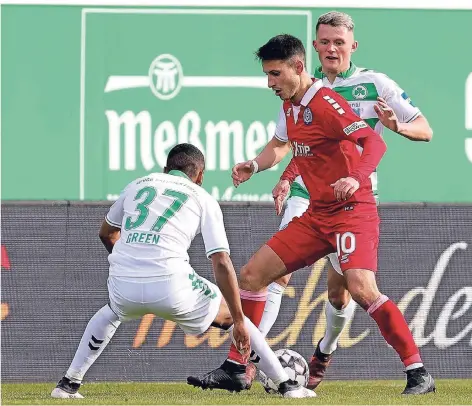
{"left": 267, "top": 204, "right": 379, "bottom": 273}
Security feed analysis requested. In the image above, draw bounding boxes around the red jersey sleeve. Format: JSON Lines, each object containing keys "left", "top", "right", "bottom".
{"left": 280, "top": 158, "right": 300, "bottom": 183}
{"left": 319, "top": 88, "right": 387, "bottom": 184}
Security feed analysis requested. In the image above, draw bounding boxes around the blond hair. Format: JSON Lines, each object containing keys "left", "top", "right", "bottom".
{"left": 316, "top": 11, "right": 355, "bottom": 32}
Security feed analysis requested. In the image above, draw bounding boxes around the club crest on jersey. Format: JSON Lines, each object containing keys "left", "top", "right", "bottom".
{"left": 286, "top": 107, "right": 292, "bottom": 117}
{"left": 352, "top": 85, "right": 368, "bottom": 100}
{"left": 292, "top": 141, "right": 313, "bottom": 157}
{"left": 303, "top": 107, "right": 313, "bottom": 125}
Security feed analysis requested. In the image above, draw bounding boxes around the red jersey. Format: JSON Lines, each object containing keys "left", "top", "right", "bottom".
{"left": 280, "top": 157, "right": 299, "bottom": 184}
{"left": 274, "top": 80, "right": 386, "bottom": 211}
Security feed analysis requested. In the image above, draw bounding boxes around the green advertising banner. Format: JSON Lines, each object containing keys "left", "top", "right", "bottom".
{"left": 2, "top": 4, "right": 472, "bottom": 202}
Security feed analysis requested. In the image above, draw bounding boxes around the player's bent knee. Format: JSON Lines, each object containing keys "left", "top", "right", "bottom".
{"left": 350, "top": 289, "right": 382, "bottom": 310}
{"left": 328, "top": 287, "right": 351, "bottom": 310}
{"left": 345, "top": 268, "right": 381, "bottom": 310}
{"left": 350, "top": 293, "right": 372, "bottom": 311}
{"left": 239, "top": 264, "right": 265, "bottom": 291}
{"left": 326, "top": 264, "right": 350, "bottom": 309}
{"left": 276, "top": 273, "right": 291, "bottom": 288}
{"left": 240, "top": 245, "right": 288, "bottom": 291}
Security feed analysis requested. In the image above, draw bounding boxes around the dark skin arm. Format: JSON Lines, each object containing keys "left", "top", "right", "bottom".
{"left": 210, "top": 251, "right": 250, "bottom": 358}
{"left": 99, "top": 220, "right": 121, "bottom": 253}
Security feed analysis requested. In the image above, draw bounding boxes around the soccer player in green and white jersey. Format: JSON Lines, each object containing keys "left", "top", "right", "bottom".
{"left": 258, "top": 11, "right": 434, "bottom": 393}
{"left": 51, "top": 144, "right": 315, "bottom": 399}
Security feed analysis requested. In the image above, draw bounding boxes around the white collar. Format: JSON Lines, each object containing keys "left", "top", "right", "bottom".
{"left": 300, "top": 80, "right": 323, "bottom": 107}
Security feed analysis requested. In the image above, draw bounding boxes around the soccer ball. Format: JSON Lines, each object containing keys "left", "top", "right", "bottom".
{"left": 258, "top": 348, "right": 309, "bottom": 393}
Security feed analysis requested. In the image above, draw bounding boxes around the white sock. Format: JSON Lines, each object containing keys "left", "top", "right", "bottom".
{"left": 230, "top": 317, "right": 289, "bottom": 385}
{"left": 65, "top": 305, "right": 121, "bottom": 383}
{"left": 258, "top": 282, "right": 285, "bottom": 337}
{"left": 319, "top": 299, "right": 356, "bottom": 355}
{"left": 405, "top": 363, "right": 424, "bottom": 371}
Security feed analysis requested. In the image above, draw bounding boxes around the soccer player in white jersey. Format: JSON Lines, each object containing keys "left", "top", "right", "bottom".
{"left": 258, "top": 12, "right": 434, "bottom": 392}
{"left": 51, "top": 144, "right": 315, "bottom": 399}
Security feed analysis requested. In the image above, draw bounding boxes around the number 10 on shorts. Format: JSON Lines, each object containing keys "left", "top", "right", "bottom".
{"left": 335, "top": 232, "right": 356, "bottom": 258}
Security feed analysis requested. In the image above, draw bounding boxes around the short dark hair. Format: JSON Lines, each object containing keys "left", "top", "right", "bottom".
{"left": 166, "top": 143, "right": 205, "bottom": 178}
{"left": 255, "top": 34, "right": 306, "bottom": 64}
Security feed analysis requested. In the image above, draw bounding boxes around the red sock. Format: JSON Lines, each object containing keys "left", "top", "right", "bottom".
{"left": 368, "top": 295, "right": 422, "bottom": 368}
{"left": 227, "top": 289, "right": 267, "bottom": 364}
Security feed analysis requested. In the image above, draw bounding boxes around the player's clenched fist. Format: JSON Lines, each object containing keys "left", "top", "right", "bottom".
{"left": 330, "top": 177, "right": 360, "bottom": 201}
{"left": 232, "top": 160, "right": 257, "bottom": 188}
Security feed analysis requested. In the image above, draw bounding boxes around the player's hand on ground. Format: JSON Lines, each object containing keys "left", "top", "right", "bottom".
{"left": 330, "top": 177, "right": 360, "bottom": 201}
{"left": 232, "top": 161, "right": 256, "bottom": 187}
{"left": 272, "top": 180, "right": 290, "bottom": 215}
{"left": 374, "top": 97, "right": 399, "bottom": 132}
{"left": 232, "top": 320, "right": 251, "bottom": 361}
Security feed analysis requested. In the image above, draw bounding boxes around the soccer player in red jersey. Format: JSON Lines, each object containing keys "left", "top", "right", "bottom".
{"left": 263, "top": 12, "right": 433, "bottom": 393}
{"left": 188, "top": 34, "right": 435, "bottom": 396}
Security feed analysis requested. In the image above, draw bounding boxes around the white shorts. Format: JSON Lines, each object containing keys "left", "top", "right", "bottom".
{"left": 280, "top": 196, "right": 342, "bottom": 275}
{"left": 107, "top": 265, "right": 222, "bottom": 335}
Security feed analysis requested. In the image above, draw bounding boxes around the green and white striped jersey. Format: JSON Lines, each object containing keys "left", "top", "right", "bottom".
{"left": 289, "top": 63, "right": 421, "bottom": 202}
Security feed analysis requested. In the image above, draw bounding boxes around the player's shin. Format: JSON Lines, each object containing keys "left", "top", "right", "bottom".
{"left": 65, "top": 305, "right": 121, "bottom": 383}
{"left": 319, "top": 298, "right": 356, "bottom": 354}
{"left": 258, "top": 282, "right": 285, "bottom": 337}
{"left": 229, "top": 317, "right": 289, "bottom": 385}
{"left": 228, "top": 289, "right": 267, "bottom": 364}
{"left": 367, "top": 295, "right": 423, "bottom": 369}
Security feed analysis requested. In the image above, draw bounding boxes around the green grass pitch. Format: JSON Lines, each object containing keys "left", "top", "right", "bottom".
{"left": 2, "top": 379, "right": 472, "bottom": 405}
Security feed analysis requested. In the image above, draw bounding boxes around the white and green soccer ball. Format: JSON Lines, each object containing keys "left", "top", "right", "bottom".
{"left": 258, "top": 348, "right": 310, "bottom": 393}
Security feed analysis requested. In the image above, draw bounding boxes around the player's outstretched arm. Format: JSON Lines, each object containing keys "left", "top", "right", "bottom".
{"left": 210, "top": 252, "right": 244, "bottom": 323}
{"left": 201, "top": 197, "right": 250, "bottom": 356}
{"left": 255, "top": 134, "right": 292, "bottom": 171}
{"left": 99, "top": 221, "right": 121, "bottom": 253}
{"left": 374, "top": 97, "right": 432, "bottom": 142}
{"left": 232, "top": 137, "right": 290, "bottom": 187}
{"left": 375, "top": 73, "right": 433, "bottom": 142}
{"left": 397, "top": 115, "right": 432, "bottom": 142}
{"left": 210, "top": 252, "right": 250, "bottom": 357}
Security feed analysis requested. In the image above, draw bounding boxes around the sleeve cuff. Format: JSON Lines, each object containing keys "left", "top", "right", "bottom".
{"left": 274, "top": 134, "right": 288, "bottom": 143}
{"left": 105, "top": 216, "right": 121, "bottom": 228}
{"left": 206, "top": 247, "right": 230, "bottom": 259}
{"left": 280, "top": 175, "right": 294, "bottom": 184}
{"left": 349, "top": 173, "right": 364, "bottom": 184}
{"left": 405, "top": 111, "right": 421, "bottom": 123}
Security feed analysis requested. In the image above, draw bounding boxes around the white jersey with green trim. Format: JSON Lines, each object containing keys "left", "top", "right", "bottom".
{"left": 105, "top": 170, "right": 229, "bottom": 277}
{"left": 290, "top": 63, "right": 421, "bottom": 201}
